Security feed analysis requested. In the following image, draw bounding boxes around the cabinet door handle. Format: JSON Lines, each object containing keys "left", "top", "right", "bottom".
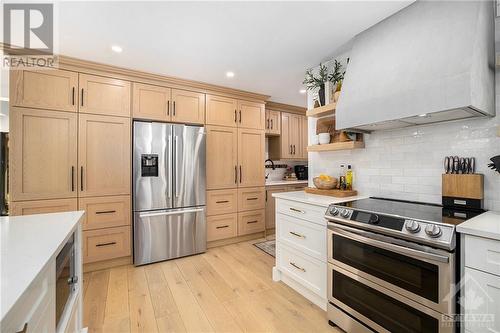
{"left": 289, "top": 231, "right": 305, "bottom": 239}
{"left": 290, "top": 145, "right": 293, "bottom": 154}
{"left": 266, "top": 119, "right": 269, "bottom": 129}
{"left": 96, "top": 241, "right": 117, "bottom": 247}
{"left": 289, "top": 262, "right": 306, "bottom": 272}
{"left": 234, "top": 109, "right": 237, "bottom": 123}
{"left": 216, "top": 225, "right": 229, "bottom": 229}
{"left": 96, "top": 210, "right": 116, "bottom": 215}
{"left": 80, "top": 166, "right": 84, "bottom": 191}
{"left": 216, "top": 200, "right": 229, "bottom": 204}
{"left": 235, "top": 165, "right": 238, "bottom": 184}
{"left": 239, "top": 165, "right": 242, "bottom": 183}
{"left": 81, "top": 89, "right": 84, "bottom": 107}
{"left": 72, "top": 87, "right": 75, "bottom": 106}
{"left": 167, "top": 100, "right": 170, "bottom": 116}
{"left": 246, "top": 197, "right": 258, "bottom": 201}
{"left": 270, "top": 119, "right": 273, "bottom": 129}
{"left": 293, "top": 145, "right": 296, "bottom": 154}
{"left": 16, "top": 322, "right": 28, "bottom": 333}
{"left": 247, "top": 220, "right": 258, "bottom": 224}
{"left": 239, "top": 110, "right": 242, "bottom": 123}
{"left": 173, "top": 101, "right": 176, "bottom": 116}
{"left": 71, "top": 166, "right": 75, "bottom": 191}
{"left": 289, "top": 207, "right": 305, "bottom": 214}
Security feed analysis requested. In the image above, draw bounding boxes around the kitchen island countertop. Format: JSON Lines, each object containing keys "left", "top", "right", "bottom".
{"left": 272, "top": 190, "right": 367, "bottom": 208}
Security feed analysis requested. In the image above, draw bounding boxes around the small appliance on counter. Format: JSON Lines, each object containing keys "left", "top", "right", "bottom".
{"left": 294, "top": 165, "right": 308, "bottom": 180}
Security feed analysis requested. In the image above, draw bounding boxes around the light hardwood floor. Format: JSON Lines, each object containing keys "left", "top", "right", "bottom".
{"left": 83, "top": 239, "right": 341, "bottom": 333}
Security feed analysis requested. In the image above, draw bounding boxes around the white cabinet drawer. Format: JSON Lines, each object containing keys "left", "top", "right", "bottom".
{"left": 463, "top": 267, "right": 500, "bottom": 332}
{"left": 465, "top": 235, "right": 500, "bottom": 277}
{"left": 276, "top": 199, "right": 327, "bottom": 225}
{"left": 277, "top": 213, "right": 326, "bottom": 261}
{"left": 277, "top": 242, "right": 326, "bottom": 297}
{"left": 1, "top": 260, "right": 56, "bottom": 333}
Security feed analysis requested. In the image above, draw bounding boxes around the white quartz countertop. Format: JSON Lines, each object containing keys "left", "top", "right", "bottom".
{"left": 272, "top": 190, "right": 367, "bottom": 208}
{"left": 1, "top": 211, "right": 84, "bottom": 321}
{"left": 266, "top": 180, "right": 308, "bottom": 186}
{"left": 456, "top": 211, "right": 500, "bottom": 241}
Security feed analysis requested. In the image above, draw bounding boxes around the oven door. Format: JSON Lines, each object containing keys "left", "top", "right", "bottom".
{"left": 327, "top": 223, "right": 455, "bottom": 315}
{"left": 328, "top": 264, "right": 454, "bottom": 333}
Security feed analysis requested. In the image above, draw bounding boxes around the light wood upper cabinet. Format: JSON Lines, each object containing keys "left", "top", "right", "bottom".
{"left": 238, "top": 100, "right": 265, "bottom": 130}
{"left": 238, "top": 129, "right": 265, "bottom": 188}
{"left": 79, "top": 74, "right": 131, "bottom": 117}
{"left": 78, "top": 114, "right": 131, "bottom": 197}
{"left": 266, "top": 110, "right": 281, "bottom": 135}
{"left": 206, "top": 126, "right": 238, "bottom": 190}
{"left": 10, "top": 69, "right": 78, "bottom": 112}
{"left": 132, "top": 83, "right": 171, "bottom": 121}
{"left": 171, "top": 89, "right": 205, "bottom": 124}
{"left": 206, "top": 95, "right": 238, "bottom": 127}
{"left": 10, "top": 198, "right": 78, "bottom": 216}
{"left": 269, "top": 112, "right": 307, "bottom": 160}
{"left": 277, "top": 112, "right": 292, "bottom": 159}
{"left": 10, "top": 107, "right": 78, "bottom": 201}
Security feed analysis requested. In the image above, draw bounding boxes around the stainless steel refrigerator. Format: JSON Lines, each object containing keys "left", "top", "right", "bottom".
{"left": 133, "top": 121, "right": 206, "bottom": 266}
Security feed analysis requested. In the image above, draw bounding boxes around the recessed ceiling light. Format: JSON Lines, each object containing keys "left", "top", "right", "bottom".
{"left": 226, "top": 71, "right": 235, "bottom": 78}
{"left": 299, "top": 89, "right": 307, "bottom": 94}
{"left": 111, "top": 45, "right": 123, "bottom": 53}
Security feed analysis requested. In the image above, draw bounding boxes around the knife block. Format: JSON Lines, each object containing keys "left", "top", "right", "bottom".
{"left": 442, "top": 174, "right": 484, "bottom": 209}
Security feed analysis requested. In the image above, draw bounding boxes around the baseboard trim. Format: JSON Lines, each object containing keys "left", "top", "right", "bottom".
{"left": 83, "top": 256, "right": 131, "bottom": 273}
{"left": 207, "top": 232, "right": 265, "bottom": 248}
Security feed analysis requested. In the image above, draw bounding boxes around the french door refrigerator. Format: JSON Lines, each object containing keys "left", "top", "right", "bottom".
{"left": 133, "top": 121, "right": 206, "bottom": 265}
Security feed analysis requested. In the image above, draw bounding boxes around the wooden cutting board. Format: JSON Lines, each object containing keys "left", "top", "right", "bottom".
{"left": 304, "top": 187, "right": 357, "bottom": 197}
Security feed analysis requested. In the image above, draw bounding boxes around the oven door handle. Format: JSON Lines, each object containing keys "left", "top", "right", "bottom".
{"left": 331, "top": 227, "right": 450, "bottom": 264}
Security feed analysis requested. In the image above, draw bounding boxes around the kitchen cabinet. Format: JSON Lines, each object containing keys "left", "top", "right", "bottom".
{"left": 268, "top": 112, "right": 307, "bottom": 160}
{"left": 78, "top": 114, "right": 131, "bottom": 197}
{"left": 238, "top": 100, "right": 265, "bottom": 130}
{"left": 238, "top": 128, "right": 265, "bottom": 187}
{"left": 79, "top": 74, "right": 131, "bottom": 117}
{"left": 171, "top": 89, "right": 205, "bottom": 124}
{"left": 10, "top": 68, "right": 78, "bottom": 112}
{"left": 79, "top": 195, "right": 130, "bottom": 231}
{"left": 265, "top": 186, "right": 287, "bottom": 230}
{"left": 206, "top": 95, "right": 238, "bottom": 127}
{"left": 265, "top": 110, "right": 281, "bottom": 135}
{"left": 10, "top": 107, "right": 78, "bottom": 201}
{"left": 206, "top": 126, "right": 238, "bottom": 190}
{"left": 132, "top": 83, "right": 171, "bottom": 121}
{"left": 207, "top": 213, "right": 238, "bottom": 241}
{"left": 82, "top": 225, "right": 131, "bottom": 263}
{"left": 10, "top": 198, "right": 78, "bottom": 216}
{"left": 207, "top": 189, "right": 238, "bottom": 216}
{"left": 238, "top": 209, "right": 265, "bottom": 236}
{"left": 238, "top": 187, "right": 265, "bottom": 212}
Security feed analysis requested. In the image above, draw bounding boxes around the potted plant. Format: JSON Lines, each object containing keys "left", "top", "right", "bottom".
{"left": 328, "top": 59, "right": 345, "bottom": 92}
{"left": 303, "top": 63, "right": 329, "bottom": 106}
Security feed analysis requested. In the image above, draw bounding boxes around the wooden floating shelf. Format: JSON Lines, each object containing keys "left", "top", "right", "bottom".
{"left": 306, "top": 102, "right": 336, "bottom": 118}
{"left": 307, "top": 141, "right": 365, "bottom": 152}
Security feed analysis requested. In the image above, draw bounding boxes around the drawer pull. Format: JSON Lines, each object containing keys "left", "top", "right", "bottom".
{"left": 247, "top": 220, "right": 258, "bottom": 224}
{"left": 216, "top": 225, "right": 229, "bottom": 229}
{"left": 16, "top": 323, "right": 28, "bottom": 333}
{"left": 216, "top": 200, "right": 229, "bottom": 204}
{"left": 95, "top": 210, "right": 116, "bottom": 215}
{"left": 289, "top": 231, "right": 305, "bottom": 239}
{"left": 246, "top": 197, "right": 258, "bottom": 201}
{"left": 289, "top": 207, "right": 305, "bottom": 214}
{"left": 96, "top": 241, "right": 117, "bottom": 247}
{"left": 289, "top": 262, "right": 306, "bottom": 272}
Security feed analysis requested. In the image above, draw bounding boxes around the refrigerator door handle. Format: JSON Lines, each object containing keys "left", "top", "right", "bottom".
{"left": 139, "top": 208, "right": 204, "bottom": 218}
{"left": 167, "top": 135, "right": 172, "bottom": 198}
{"left": 174, "top": 135, "right": 179, "bottom": 198}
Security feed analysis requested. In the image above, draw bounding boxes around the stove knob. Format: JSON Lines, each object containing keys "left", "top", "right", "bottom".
{"left": 340, "top": 209, "right": 350, "bottom": 218}
{"left": 329, "top": 207, "right": 339, "bottom": 216}
{"left": 425, "top": 224, "right": 442, "bottom": 238}
{"left": 405, "top": 220, "right": 421, "bottom": 233}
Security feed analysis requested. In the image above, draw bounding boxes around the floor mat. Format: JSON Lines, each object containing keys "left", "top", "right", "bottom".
{"left": 253, "top": 239, "right": 276, "bottom": 257}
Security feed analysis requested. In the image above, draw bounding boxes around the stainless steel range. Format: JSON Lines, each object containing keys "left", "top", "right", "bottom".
{"left": 325, "top": 197, "right": 466, "bottom": 333}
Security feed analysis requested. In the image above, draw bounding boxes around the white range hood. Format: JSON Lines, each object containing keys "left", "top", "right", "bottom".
{"left": 336, "top": 0, "right": 495, "bottom": 132}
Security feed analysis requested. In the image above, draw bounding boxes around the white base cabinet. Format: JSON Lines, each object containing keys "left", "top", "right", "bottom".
{"left": 273, "top": 198, "right": 327, "bottom": 310}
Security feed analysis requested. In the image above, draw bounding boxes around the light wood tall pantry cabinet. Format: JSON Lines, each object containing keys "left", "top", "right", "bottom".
{"left": 206, "top": 94, "right": 265, "bottom": 130}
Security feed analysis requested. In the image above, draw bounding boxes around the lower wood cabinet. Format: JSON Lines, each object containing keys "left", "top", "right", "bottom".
{"left": 79, "top": 195, "right": 130, "bottom": 231}
{"left": 238, "top": 209, "right": 265, "bottom": 236}
{"left": 207, "top": 213, "right": 238, "bottom": 241}
{"left": 238, "top": 187, "right": 265, "bottom": 212}
{"left": 265, "top": 186, "right": 287, "bottom": 230}
{"left": 207, "top": 189, "right": 238, "bottom": 216}
{"left": 10, "top": 198, "right": 78, "bottom": 216}
{"left": 82, "top": 226, "right": 131, "bottom": 263}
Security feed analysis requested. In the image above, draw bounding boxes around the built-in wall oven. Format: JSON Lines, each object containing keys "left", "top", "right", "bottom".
{"left": 55, "top": 233, "right": 78, "bottom": 328}
{"left": 325, "top": 198, "right": 459, "bottom": 333}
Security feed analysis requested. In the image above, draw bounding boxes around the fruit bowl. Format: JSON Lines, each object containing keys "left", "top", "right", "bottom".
{"left": 313, "top": 176, "right": 338, "bottom": 190}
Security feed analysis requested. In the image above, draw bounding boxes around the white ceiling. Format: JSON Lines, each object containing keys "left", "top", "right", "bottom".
{"left": 58, "top": 1, "right": 413, "bottom": 107}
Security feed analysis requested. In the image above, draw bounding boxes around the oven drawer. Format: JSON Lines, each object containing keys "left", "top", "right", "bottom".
{"left": 464, "top": 235, "right": 500, "bottom": 277}
{"left": 83, "top": 226, "right": 131, "bottom": 263}
{"left": 1, "top": 260, "right": 56, "bottom": 333}
{"left": 238, "top": 187, "right": 265, "bottom": 212}
{"left": 277, "top": 213, "right": 326, "bottom": 261}
{"left": 79, "top": 195, "right": 130, "bottom": 231}
{"left": 276, "top": 199, "right": 326, "bottom": 225}
{"left": 278, "top": 242, "right": 326, "bottom": 297}
{"left": 206, "top": 189, "right": 238, "bottom": 216}
{"left": 207, "top": 213, "right": 238, "bottom": 241}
